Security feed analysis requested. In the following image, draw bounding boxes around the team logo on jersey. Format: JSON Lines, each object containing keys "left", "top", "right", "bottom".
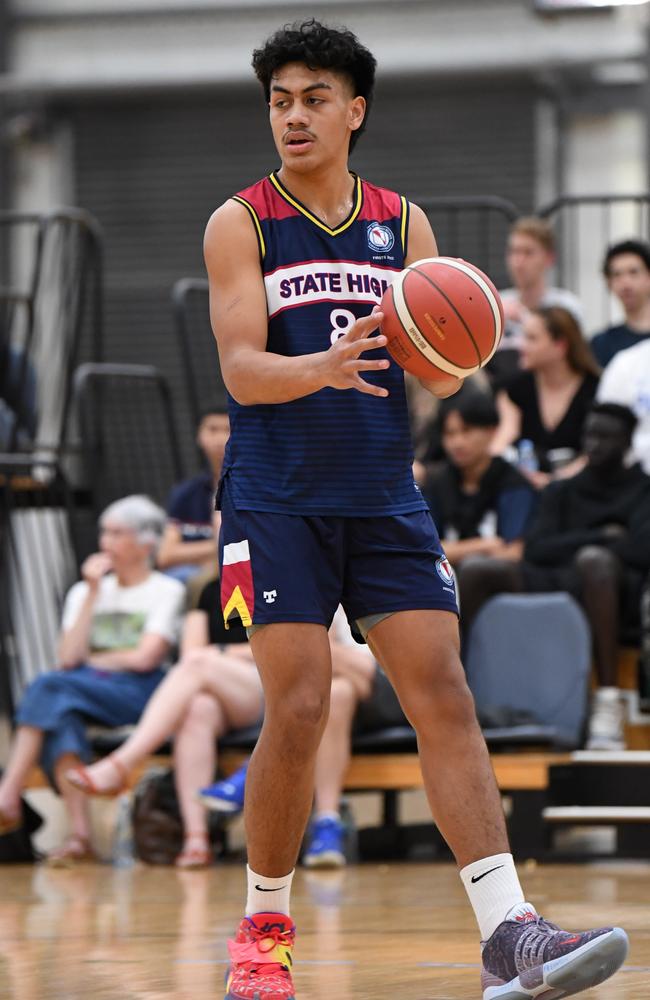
{"left": 367, "top": 223, "right": 395, "bottom": 254}
{"left": 435, "top": 556, "right": 455, "bottom": 587}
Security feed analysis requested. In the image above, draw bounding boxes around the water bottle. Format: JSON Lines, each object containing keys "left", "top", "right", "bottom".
{"left": 518, "top": 439, "right": 539, "bottom": 474}
{"left": 112, "top": 793, "right": 135, "bottom": 868}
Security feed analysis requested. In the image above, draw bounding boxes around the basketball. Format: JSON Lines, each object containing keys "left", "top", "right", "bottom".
{"left": 379, "top": 257, "right": 504, "bottom": 381}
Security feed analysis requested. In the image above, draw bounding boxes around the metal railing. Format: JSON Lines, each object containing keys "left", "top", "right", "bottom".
{"left": 0, "top": 208, "right": 104, "bottom": 455}
{"left": 0, "top": 456, "right": 79, "bottom": 717}
{"left": 538, "top": 194, "right": 650, "bottom": 332}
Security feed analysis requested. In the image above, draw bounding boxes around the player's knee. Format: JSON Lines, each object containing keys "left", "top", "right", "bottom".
{"left": 267, "top": 684, "right": 329, "bottom": 741}
{"left": 574, "top": 545, "right": 621, "bottom": 582}
{"left": 401, "top": 652, "right": 475, "bottom": 732}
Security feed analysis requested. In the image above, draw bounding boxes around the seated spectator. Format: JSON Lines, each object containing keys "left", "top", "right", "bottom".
{"left": 491, "top": 306, "right": 600, "bottom": 485}
{"left": 157, "top": 405, "right": 230, "bottom": 582}
{"left": 200, "top": 606, "right": 392, "bottom": 869}
{"left": 597, "top": 337, "right": 650, "bottom": 474}
{"left": 459, "top": 404, "right": 650, "bottom": 750}
{"left": 0, "top": 495, "right": 184, "bottom": 864}
{"left": 489, "top": 217, "right": 583, "bottom": 388}
{"left": 424, "top": 391, "right": 537, "bottom": 569}
{"left": 68, "top": 605, "right": 392, "bottom": 870}
{"left": 590, "top": 239, "right": 650, "bottom": 368}
{"left": 408, "top": 373, "right": 491, "bottom": 489}
{"left": 66, "top": 574, "right": 257, "bottom": 868}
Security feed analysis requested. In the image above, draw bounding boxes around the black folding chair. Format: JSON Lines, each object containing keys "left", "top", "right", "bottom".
{"left": 72, "top": 362, "right": 185, "bottom": 515}
{"left": 172, "top": 278, "right": 227, "bottom": 429}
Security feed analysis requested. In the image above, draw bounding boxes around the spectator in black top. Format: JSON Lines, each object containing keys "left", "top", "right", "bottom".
{"left": 491, "top": 306, "right": 600, "bottom": 486}
{"left": 591, "top": 239, "right": 650, "bottom": 368}
{"left": 157, "top": 406, "right": 230, "bottom": 582}
{"left": 426, "top": 391, "right": 537, "bottom": 569}
{"left": 460, "top": 403, "right": 650, "bottom": 750}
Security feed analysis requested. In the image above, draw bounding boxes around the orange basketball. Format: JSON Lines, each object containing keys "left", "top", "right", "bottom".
{"left": 379, "top": 257, "right": 504, "bottom": 381}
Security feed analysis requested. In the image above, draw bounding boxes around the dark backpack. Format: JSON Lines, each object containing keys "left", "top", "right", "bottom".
{"left": 131, "top": 768, "right": 226, "bottom": 865}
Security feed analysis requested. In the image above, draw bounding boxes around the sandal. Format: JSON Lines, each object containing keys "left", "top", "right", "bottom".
{"left": 65, "top": 755, "right": 130, "bottom": 798}
{"left": 45, "top": 834, "right": 96, "bottom": 868}
{"left": 175, "top": 833, "right": 212, "bottom": 870}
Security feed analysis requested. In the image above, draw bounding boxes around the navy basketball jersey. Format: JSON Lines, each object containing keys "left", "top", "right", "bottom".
{"left": 222, "top": 171, "right": 428, "bottom": 517}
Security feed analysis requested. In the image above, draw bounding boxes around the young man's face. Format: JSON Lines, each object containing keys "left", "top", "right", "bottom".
{"left": 197, "top": 413, "right": 230, "bottom": 468}
{"left": 506, "top": 233, "right": 553, "bottom": 290}
{"left": 268, "top": 62, "right": 365, "bottom": 172}
{"left": 441, "top": 410, "right": 494, "bottom": 470}
{"left": 583, "top": 412, "right": 629, "bottom": 471}
{"left": 606, "top": 253, "right": 650, "bottom": 316}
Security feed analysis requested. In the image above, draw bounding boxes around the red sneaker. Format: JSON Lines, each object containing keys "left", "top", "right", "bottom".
{"left": 225, "top": 912, "right": 295, "bottom": 1000}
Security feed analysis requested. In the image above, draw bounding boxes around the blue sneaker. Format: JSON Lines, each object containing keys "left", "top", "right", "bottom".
{"left": 302, "top": 815, "right": 346, "bottom": 869}
{"left": 199, "top": 762, "right": 248, "bottom": 814}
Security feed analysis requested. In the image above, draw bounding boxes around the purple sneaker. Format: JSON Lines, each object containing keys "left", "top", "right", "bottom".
{"left": 481, "top": 903, "right": 628, "bottom": 999}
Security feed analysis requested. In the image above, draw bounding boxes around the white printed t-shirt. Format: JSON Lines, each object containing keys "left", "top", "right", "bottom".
{"left": 61, "top": 571, "right": 185, "bottom": 655}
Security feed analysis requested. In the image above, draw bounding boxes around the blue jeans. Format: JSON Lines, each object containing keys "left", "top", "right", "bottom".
{"left": 15, "top": 664, "right": 165, "bottom": 787}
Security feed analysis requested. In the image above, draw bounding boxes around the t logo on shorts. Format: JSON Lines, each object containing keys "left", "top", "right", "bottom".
{"left": 263, "top": 590, "right": 278, "bottom": 604}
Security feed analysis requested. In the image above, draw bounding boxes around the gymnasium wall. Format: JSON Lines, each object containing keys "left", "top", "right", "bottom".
{"left": 65, "top": 77, "right": 536, "bottom": 455}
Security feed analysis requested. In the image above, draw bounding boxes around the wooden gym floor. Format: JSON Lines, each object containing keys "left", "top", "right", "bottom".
{"left": 0, "top": 860, "right": 648, "bottom": 999}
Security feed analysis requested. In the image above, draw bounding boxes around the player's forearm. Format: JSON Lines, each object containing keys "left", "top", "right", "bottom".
{"left": 225, "top": 348, "right": 329, "bottom": 405}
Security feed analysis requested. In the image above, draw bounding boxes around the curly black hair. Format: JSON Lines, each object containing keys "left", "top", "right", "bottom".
{"left": 252, "top": 19, "right": 377, "bottom": 152}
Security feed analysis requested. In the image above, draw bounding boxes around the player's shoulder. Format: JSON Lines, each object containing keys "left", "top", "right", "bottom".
{"left": 360, "top": 177, "right": 404, "bottom": 219}
{"left": 204, "top": 184, "right": 271, "bottom": 265}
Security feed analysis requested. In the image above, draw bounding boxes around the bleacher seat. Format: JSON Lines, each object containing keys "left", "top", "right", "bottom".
{"left": 464, "top": 592, "right": 592, "bottom": 750}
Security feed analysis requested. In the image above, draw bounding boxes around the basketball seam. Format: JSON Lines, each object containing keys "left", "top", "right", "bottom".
{"left": 390, "top": 275, "right": 477, "bottom": 378}
{"left": 420, "top": 256, "right": 503, "bottom": 364}
{"left": 403, "top": 265, "right": 487, "bottom": 369}
{"left": 401, "top": 274, "right": 481, "bottom": 371}
{"left": 385, "top": 283, "right": 456, "bottom": 373}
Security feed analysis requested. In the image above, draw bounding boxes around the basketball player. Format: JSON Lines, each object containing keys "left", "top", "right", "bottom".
{"left": 204, "top": 20, "right": 628, "bottom": 1000}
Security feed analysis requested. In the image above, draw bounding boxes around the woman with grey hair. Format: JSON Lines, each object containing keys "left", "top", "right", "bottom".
{"left": 0, "top": 494, "right": 185, "bottom": 864}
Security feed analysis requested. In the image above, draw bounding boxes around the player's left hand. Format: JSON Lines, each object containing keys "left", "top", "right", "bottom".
{"left": 418, "top": 376, "right": 463, "bottom": 399}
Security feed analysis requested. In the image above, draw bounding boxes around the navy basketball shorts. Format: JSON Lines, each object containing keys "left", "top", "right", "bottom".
{"left": 218, "top": 478, "right": 458, "bottom": 642}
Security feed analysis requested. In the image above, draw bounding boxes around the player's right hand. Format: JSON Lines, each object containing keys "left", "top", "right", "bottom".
{"left": 320, "top": 309, "right": 390, "bottom": 397}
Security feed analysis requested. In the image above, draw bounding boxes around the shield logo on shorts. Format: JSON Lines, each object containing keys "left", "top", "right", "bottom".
{"left": 435, "top": 556, "right": 455, "bottom": 587}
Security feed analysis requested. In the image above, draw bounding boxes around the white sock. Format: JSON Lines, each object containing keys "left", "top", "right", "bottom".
{"left": 595, "top": 686, "right": 619, "bottom": 702}
{"left": 246, "top": 864, "right": 294, "bottom": 917}
{"left": 460, "top": 853, "right": 527, "bottom": 941}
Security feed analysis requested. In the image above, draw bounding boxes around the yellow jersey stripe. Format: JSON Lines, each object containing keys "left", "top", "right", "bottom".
{"left": 400, "top": 196, "right": 409, "bottom": 254}
{"left": 269, "top": 172, "right": 363, "bottom": 237}
{"left": 233, "top": 196, "right": 266, "bottom": 259}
